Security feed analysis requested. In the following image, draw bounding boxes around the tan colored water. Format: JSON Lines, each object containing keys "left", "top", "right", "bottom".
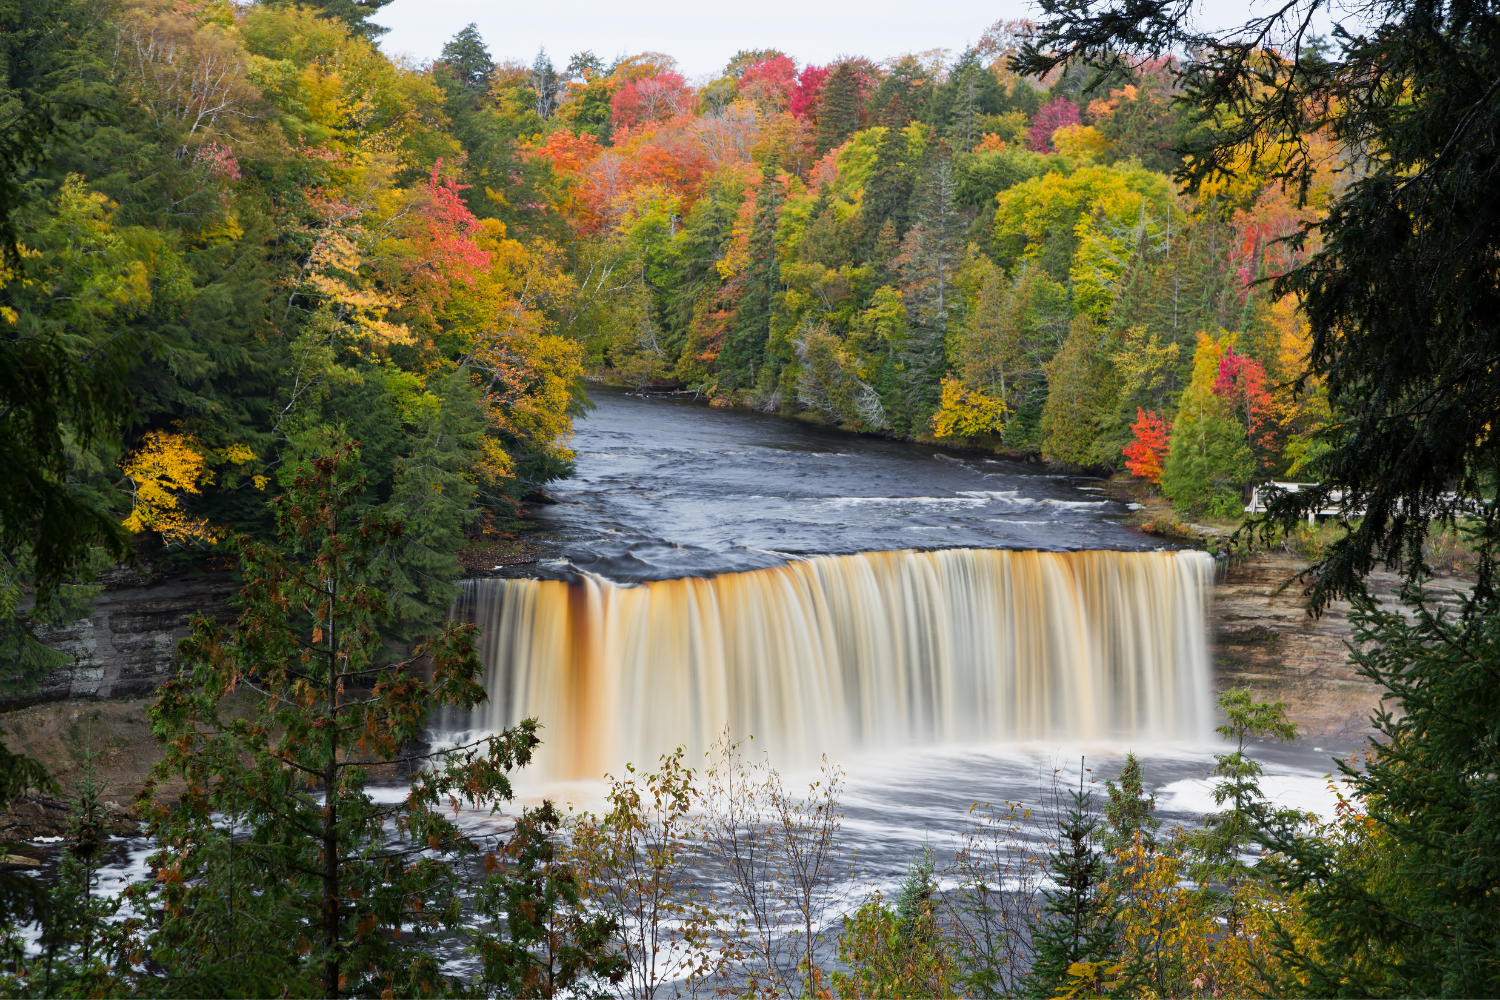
{"left": 456, "top": 548, "right": 1215, "bottom": 779}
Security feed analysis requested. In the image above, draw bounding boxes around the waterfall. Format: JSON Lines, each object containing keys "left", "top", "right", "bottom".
{"left": 454, "top": 548, "right": 1215, "bottom": 779}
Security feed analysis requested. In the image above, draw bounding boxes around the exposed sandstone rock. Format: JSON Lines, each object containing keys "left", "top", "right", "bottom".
{"left": 1208, "top": 550, "right": 1469, "bottom": 740}
{"left": 8, "top": 571, "right": 235, "bottom": 710}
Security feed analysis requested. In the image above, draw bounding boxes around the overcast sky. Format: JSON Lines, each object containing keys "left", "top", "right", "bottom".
{"left": 371, "top": 0, "right": 1368, "bottom": 80}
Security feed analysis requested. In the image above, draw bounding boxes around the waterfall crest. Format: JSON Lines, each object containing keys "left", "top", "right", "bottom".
{"left": 455, "top": 548, "right": 1214, "bottom": 779}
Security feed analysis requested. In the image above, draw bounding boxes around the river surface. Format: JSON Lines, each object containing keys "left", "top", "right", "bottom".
{"left": 522, "top": 388, "right": 1164, "bottom": 581}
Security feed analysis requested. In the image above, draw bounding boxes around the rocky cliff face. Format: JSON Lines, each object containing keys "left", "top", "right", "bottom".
{"left": 1209, "top": 551, "right": 1470, "bottom": 741}
{"left": 9, "top": 572, "right": 237, "bottom": 709}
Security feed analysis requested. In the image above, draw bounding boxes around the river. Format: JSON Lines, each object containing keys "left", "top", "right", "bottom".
{"left": 518, "top": 387, "right": 1157, "bottom": 581}
{"left": 463, "top": 387, "right": 1347, "bottom": 888}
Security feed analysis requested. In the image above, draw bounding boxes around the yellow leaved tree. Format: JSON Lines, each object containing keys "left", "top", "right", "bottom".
{"left": 121, "top": 431, "right": 220, "bottom": 545}
{"left": 121, "top": 432, "right": 258, "bottom": 545}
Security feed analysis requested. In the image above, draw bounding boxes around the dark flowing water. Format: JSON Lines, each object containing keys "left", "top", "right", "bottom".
{"left": 521, "top": 387, "right": 1162, "bottom": 581}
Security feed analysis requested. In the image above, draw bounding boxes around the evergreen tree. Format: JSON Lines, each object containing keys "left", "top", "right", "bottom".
{"left": 815, "top": 61, "right": 863, "bottom": 156}
{"left": 1040, "top": 315, "right": 1111, "bottom": 469}
{"left": 893, "top": 148, "right": 965, "bottom": 419}
{"left": 1160, "top": 405, "right": 1252, "bottom": 514}
{"left": 472, "top": 800, "right": 629, "bottom": 996}
{"left": 21, "top": 753, "right": 127, "bottom": 996}
{"left": 719, "top": 160, "right": 783, "bottom": 387}
{"left": 1160, "top": 333, "right": 1253, "bottom": 513}
{"left": 127, "top": 447, "right": 546, "bottom": 997}
{"left": 1023, "top": 764, "right": 1118, "bottom": 997}
{"left": 869, "top": 55, "right": 934, "bottom": 128}
{"left": 1262, "top": 568, "right": 1500, "bottom": 996}
{"left": 862, "top": 124, "right": 916, "bottom": 252}
{"left": 438, "top": 23, "right": 494, "bottom": 94}
{"left": 895, "top": 844, "right": 939, "bottom": 941}
{"left": 926, "top": 48, "right": 1006, "bottom": 149}
{"left": 277, "top": 0, "right": 394, "bottom": 40}
{"left": 1187, "top": 689, "right": 1299, "bottom": 889}
{"left": 1102, "top": 752, "right": 1158, "bottom": 857}
{"left": 531, "top": 48, "right": 560, "bottom": 119}
{"left": 373, "top": 373, "right": 490, "bottom": 632}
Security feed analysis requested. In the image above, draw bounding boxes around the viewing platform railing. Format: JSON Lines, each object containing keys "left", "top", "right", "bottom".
{"left": 1246, "top": 482, "right": 1485, "bottom": 521}
{"left": 1244, "top": 481, "right": 1362, "bottom": 522}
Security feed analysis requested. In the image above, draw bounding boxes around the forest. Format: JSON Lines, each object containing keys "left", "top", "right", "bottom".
{"left": 3, "top": 0, "right": 1500, "bottom": 995}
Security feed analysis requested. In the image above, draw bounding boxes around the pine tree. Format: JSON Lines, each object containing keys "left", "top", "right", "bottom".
{"left": 1102, "top": 752, "right": 1159, "bottom": 857}
{"left": 1160, "top": 334, "right": 1254, "bottom": 513}
{"left": 1261, "top": 569, "right": 1500, "bottom": 996}
{"left": 1187, "top": 689, "right": 1299, "bottom": 890}
{"left": 1040, "top": 315, "right": 1111, "bottom": 468}
{"left": 438, "top": 23, "right": 494, "bottom": 94}
{"left": 893, "top": 148, "right": 966, "bottom": 418}
{"left": 374, "top": 372, "right": 489, "bottom": 632}
{"left": 472, "top": 801, "right": 629, "bottom": 996}
{"left": 927, "top": 49, "right": 1006, "bottom": 150}
{"left": 1159, "top": 406, "right": 1253, "bottom": 514}
{"left": 720, "top": 161, "right": 783, "bottom": 387}
{"left": 1023, "top": 764, "right": 1118, "bottom": 997}
{"left": 279, "top": 0, "right": 395, "bottom": 40}
{"left": 862, "top": 124, "right": 916, "bottom": 251}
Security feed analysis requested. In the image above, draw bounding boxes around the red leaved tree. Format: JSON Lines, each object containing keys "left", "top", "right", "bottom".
{"left": 1123, "top": 408, "right": 1171, "bottom": 483}
{"left": 610, "top": 71, "right": 693, "bottom": 130}
{"left": 789, "top": 64, "right": 829, "bottom": 119}
{"left": 1212, "top": 347, "right": 1276, "bottom": 460}
{"left": 1027, "top": 96, "right": 1080, "bottom": 152}
{"left": 404, "top": 159, "right": 490, "bottom": 310}
{"left": 740, "top": 54, "right": 797, "bottom": 109}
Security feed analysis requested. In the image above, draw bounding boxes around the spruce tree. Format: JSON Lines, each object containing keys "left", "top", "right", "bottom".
{"left": 277, "top": 0, "right": 394, "bottom": 40}
{"left": 815, "top": 62, "right": 864, "bottom": 156}
{"left": 438, "top": 23, "right": 494, "bottom": 94}
{"left": 862, "top": 125, "right": 916, "bottom": 251}
{"left": 1040, "top": 315, "right": 1111, "bottom": 469}
{"left": 719, "top": 160, "right": 783, "bottom": 387}
{"left": 927, "top": 49, "right": 1006, "bottom": 149}
{"left": 893, "top": 148, "right": 966, "bottom": 419}
{"left": 1102, "top": 752, "right": 1158, "bottom": 857}
{"left": 1187, "top": 689, "right": 1298, "bottom": 894}
{"left": 1262, "top": 568, "right": 1500, "bottom": 996}
{"left": 1023, "top": 764, "right": 1118, "bottom": 997}
{"left": 1159, "top": 404, "right": 1253, "bottom": 514}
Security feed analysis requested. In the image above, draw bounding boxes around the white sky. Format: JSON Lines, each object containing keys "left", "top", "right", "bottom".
{"left": 372, "top": 0, "right": 1368, "bottom": 80}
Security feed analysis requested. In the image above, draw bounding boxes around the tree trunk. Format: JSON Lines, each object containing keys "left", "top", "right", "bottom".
{"left": 323, "top": 579, "right": 340, "bottom": 998}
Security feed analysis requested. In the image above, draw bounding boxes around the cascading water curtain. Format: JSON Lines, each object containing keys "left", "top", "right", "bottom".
{"left": 451, "top": 548, "right": 1215, "bottom": 779}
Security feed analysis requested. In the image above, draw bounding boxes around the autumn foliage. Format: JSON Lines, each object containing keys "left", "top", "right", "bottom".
{"left": 610, "top": 71, "right": 693, "bottom": 130}
{"left": 1123, "top": 409, "right": 1171, "bottom": 483}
